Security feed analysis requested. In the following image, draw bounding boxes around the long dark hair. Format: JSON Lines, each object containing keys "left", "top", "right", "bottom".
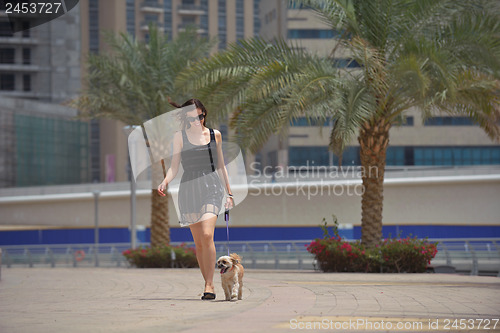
{"left": 168, "top": 97, "right": 208, "bottom": 129}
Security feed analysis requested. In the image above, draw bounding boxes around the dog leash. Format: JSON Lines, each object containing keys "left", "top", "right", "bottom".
{"left": 224, "top": 209, "right": 230, "bottom": 256}
{"left": 207, "top": 128, "right": 231, "bottom": 256}
{"left": 207, "top": 128, "right": 230, "bottom": 256}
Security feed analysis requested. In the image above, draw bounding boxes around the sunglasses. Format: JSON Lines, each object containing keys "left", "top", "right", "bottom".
{"left": 186, "top": 114, "right": 205, "bottom": 122}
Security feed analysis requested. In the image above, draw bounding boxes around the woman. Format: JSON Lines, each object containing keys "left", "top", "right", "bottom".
{"left": 157, "top": 98, "right": 234, "bottom": 300}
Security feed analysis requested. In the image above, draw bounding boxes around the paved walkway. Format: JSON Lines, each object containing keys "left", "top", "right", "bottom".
{"left": 0, "top": 268, "right": 499, "bottom": 333}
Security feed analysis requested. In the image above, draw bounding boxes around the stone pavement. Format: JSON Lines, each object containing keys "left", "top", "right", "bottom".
{"left": 0, "top": 267, "right": 499, "bottom": 333}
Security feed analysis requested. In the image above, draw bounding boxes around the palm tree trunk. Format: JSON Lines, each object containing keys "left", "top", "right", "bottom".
{"left": 358, "top": 117, "right": 391, "bottom": 248}
{"left": 150, "top": 161, "right": 170, "bottom": 247}
{"left": 150, "top": 188, "right": 170, "bottom": 247}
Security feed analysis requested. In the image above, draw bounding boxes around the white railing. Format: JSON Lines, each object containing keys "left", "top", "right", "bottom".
{"left": 2, "top": 239, "right": 500, "bottom": 275}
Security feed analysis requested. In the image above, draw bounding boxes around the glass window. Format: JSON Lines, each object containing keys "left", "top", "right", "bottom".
{"left": 288, "top": 145, "right": 500, "bottom": 167}
{"left": 452, "top": 148, "right": 462, "bottom": 165}
{"left": 395, "top": 116, "right": 414, "bottom": 126}
{"left": 333, "top": 58, "right": 361, "bottom": 68}
{"left": 200, "top": 0, "right": 208, "bottom": 33}
{"left": 288, "top": 29, "right": 340, "bottom": 39}
{"left": 339, "top": 147, "right": 360, "bottom": 166}
{"left": 23, "top": 74, "right": 31, "bottom": 91}
{"left": 424, "top": 116, "right": 475, "bottom": 126}
{"left": 472, "top": 149, "right": 481, "bottom": 165}
{"left": 89, "top": 0, "right": 99, "bottom": 53}
{"left": 15, "top": 114, "right": 90, "bottom": 186}
{"left": 289, "top": 146, "right": 329, "bottom": 166}
{"left": 482, "top": 148, "right": 491, "bottom": 164}
{"left": 23, "top": 48, "right": 31, "bottom": 65}
{"left": 126, "top": 0, "right": 135, "bottom": 38}
{"left": 290, "top": 116, "right": 330, "bottom": 126}
{"left": 0, "top": 73, "right": 15, "bottom": 90}
{"left": 254, "top": 0, "right": 261, "bottom": 36}
{"left": 491, "top": 148, "right": 500, "bottom": 164}
{"left": 434, "top": 148, "right": 443, "bottom": 165}
{"left": 236, "top": 16, "right": 244, "bottom": 40}
{"left": 386, "top": 147, "right": 405, "bottom": 166}
{"left": 0, "top": 20, "right": 14, "bottom": 37}
{"left": 0, "top": 48, "right": 15, "bottom": 64}
{"left": 462, "top": 148, "right": 472, "bottom": 164}
{"left": 22, "top": 21, "right": 30, "bottom": 37}
{"left": 289, "top": 146, "right": 360, "bottom": 167}
{"left": 287, "top": 3, "right": 310, "bottom": 9}
{"left": 442, "top": 148, "right": 452, "bottom": 165}
{"left": 218, "top": 0, "right": 227, "bottom": 49}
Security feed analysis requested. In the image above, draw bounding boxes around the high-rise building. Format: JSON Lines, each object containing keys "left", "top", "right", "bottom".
{"left": 0, "top": 5, "right": 81, "bottom": 102}
{"left": 1, "top": 1, "right": 265, "bottom": 187}
{"left": 0, "top": 3, "right": 89, "bottom": 187}
{"left": 79, "top": 0, "right": 264, "bottom": 184}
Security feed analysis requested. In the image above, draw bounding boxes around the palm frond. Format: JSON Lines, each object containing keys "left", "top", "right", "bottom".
{"left": 431, "top": 70, "right": 500, "bottom": 141}
{"left": 69, "top": 24, "right": 214, "bottom": 124}
{"left": 329, "top": 79, "right": 375, "bottom": 160}
{"left": 178, "top": 37, "right": 313, "bottom": 123}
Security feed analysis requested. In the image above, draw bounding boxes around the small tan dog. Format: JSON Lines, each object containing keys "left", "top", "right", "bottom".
{"left": 217, "top": 253, "right": 244, "bottom": 301}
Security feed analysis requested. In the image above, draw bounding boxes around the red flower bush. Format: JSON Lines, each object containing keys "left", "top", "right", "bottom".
{"left": 307, "top": 235, "right": 379, "bottom": 272}
{"left": 306, "top": 216, "right": 438, "bottom": 273}
{"left": 379, "top": 236, "right": 438, "bottom": 273}
{"left": 122, "top": 243, "right": 198, "bottom": 268}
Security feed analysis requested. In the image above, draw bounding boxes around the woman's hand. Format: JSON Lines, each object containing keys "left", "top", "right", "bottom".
{"left": 157, "top": 181, "right": 167, "bottom": 196}
{"left": 225, "top": 196, "right": 234, "bottom": 210}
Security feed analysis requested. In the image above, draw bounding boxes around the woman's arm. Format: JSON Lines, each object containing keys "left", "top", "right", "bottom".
{"left": 158, "top": 131, "right": 182, "bottom": 196}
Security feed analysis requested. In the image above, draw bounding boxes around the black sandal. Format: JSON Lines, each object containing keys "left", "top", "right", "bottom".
{"left": 201, "top": 292, "right": 216, "bottom": 300}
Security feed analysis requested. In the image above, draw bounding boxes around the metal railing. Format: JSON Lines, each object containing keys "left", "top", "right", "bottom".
{"left": 0, "top": 243, "right": 132, "bottom": 268}
{"left": 1, "top": 239, "right": 500, "bottom": 275}
{"left": 177, "top": 4, "right": 207, "bottom": 12}
{"left": 429, "top": 238, "right": 500, "bottom": 276}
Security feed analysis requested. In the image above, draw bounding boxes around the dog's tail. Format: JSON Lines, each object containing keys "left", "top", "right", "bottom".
{"left": 230, "top": 253, "right": 242, "bottom": 263}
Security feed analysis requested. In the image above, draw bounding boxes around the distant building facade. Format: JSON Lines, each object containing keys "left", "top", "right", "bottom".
{"left": 0, "top": 4, "right": 88, "bottom": 187}
{"left": 255, "top": 2, "right": 500, "bottom": 170}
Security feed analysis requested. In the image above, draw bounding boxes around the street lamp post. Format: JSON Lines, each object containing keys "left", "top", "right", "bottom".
{"left": 130, "top": 163, "right": 137, "bottom": 249}
{"left": 93, "top": 190, "right": 100, "bottom": 267}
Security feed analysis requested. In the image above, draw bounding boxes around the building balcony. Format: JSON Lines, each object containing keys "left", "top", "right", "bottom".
{"left": 140, "top": 21, "right": 165, "bottom": 32}
{"left": 140, "top": 1, "right": 164, "bottom": 14}
{"left": 177, "top": 23, "right": 207, "bottom": 34}
{"left": 0, "top": 36, "right": 39, "bottom": 45}
{"left": 177, "top": 4, "right": 207, "bottom": 15}
{"left": 0, "top": 64, "right": 44, "bottom": 72}
{"left": 0, "top": 90, "right": 51, "bottom": 99}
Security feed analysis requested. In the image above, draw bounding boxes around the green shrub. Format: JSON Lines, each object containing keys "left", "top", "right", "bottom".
{"left": 306, "top": 216, "right": 438, "bottom": 273}
{"left": 122, "top": 243, "right": 198, "bottom": 268}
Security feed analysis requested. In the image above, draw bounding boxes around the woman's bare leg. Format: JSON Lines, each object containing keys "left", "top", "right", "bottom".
{"left": 189, "top": 214, "right": 217, "bottom": 294}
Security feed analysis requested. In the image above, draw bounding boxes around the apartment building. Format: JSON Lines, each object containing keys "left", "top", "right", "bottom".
{"left": 80, "top": 0, "right": 264, "bottom": 184}
{"left": 0, "top": 3, "right": 88, "bottom": 187}
{"left": 0, "top": 0, "right": 265, "bottom": 187}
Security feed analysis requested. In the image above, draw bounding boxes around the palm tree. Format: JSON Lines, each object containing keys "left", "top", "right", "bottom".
{"left": 71, "top": 24, "right": 216, "bottom": 247}
{"left": 179, "top": 0, "right": 500, "bottom": 247}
